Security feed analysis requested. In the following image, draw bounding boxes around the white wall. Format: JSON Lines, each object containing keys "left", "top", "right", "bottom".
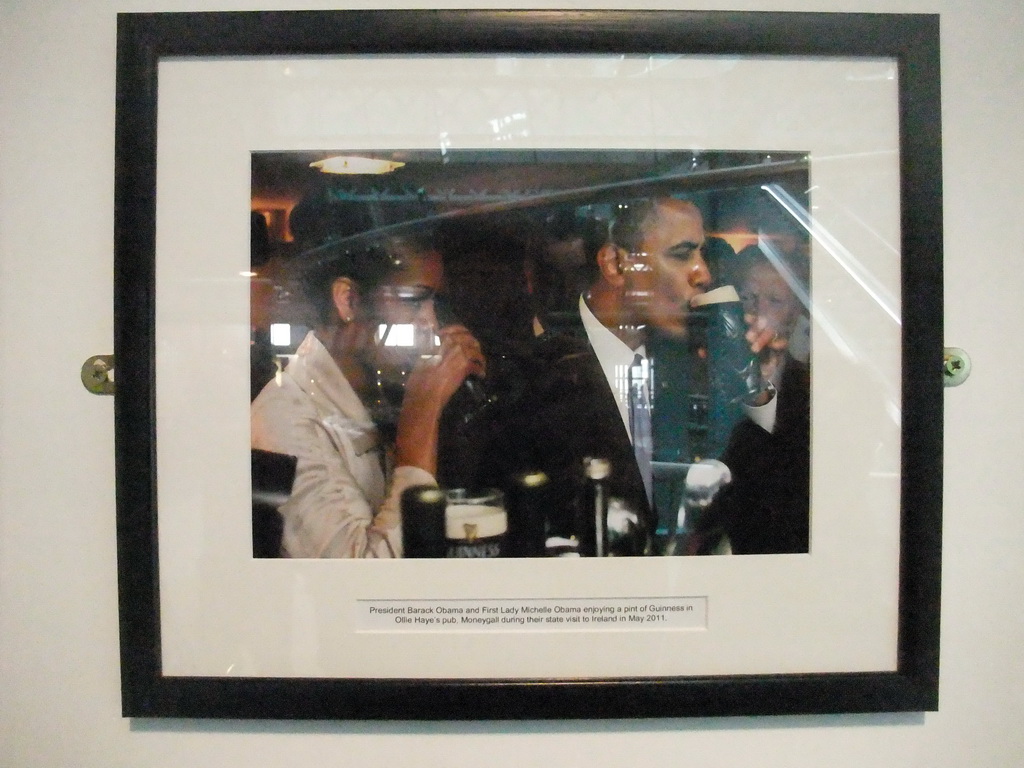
{"left": 1, "top": 0, "right": 1022, "bottom": 766}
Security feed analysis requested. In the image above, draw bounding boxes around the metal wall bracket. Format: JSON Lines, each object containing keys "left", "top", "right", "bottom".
{"left": 81, "top": 354, "right": 115, "bottom": 395}
{"left": 943, "top": 347, "right": 971, "bottom": 387}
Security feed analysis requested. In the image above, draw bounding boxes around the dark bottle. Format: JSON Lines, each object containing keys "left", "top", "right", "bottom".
{"left": 400, "top": 485, "right": 448, "bottom": 558}
{"left": 504, "top": 470, "right": 550, "bottom": 558}
{"left": 577, "top": 457, "right": 611, "bottom": 557}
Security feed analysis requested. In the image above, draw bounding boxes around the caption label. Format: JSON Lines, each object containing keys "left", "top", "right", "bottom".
{"left": 356, "top": 596, "right": 706, "bottom": 633}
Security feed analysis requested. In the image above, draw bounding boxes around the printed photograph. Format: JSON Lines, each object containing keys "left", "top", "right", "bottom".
{"left": 249, "top": 149, "right": 811, "bottom": 559}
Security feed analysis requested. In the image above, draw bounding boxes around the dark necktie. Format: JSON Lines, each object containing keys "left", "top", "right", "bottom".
{"left": 628, "top": 353, "right": 653, "bottom": 505}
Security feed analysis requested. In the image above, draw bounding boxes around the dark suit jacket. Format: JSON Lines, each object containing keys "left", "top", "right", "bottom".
{"left": 488, "top": 322, "right": 655, "bottom": 549}
{"left": 692, "top": 356, "right": 811, "bottom": 555}
{"left": 440, "top": 310, "right": 728, "bottom": 555}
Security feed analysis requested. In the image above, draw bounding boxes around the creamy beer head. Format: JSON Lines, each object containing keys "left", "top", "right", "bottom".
{"left": 691, "top": 284, "right": 741, "bottom": 307}
{"left": 445, "top": 504, "right": 507, "bottom": 540}
{"left": 444, "top": 489, "right": 507, "bottom": 557}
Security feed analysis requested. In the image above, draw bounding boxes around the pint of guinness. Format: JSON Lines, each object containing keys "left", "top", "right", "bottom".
{"left": 444, "top": 488, "right": 507, "bottom": 558}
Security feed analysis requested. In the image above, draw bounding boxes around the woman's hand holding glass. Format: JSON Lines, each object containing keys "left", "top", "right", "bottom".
{"left": 394, "top": 323, "right": 486, "bottom": 476}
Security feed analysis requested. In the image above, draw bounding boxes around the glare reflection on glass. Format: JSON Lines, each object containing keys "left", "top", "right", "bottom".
{"left": 269, "top": 323, "right": 291, "bottom": 347}
{"left": 489, "top": 112, "right": 529, "bottom": 141}
{"left": 378, "top": 323, "right": 416, "bottom": 348}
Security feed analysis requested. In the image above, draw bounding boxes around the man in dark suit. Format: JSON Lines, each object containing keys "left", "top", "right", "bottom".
{"left": 507, "top": 198, "right": 783, "bottom": 554}
{"left": 530, "top": 197, "right": 710, "bottom": 547}
{"left": 444, "top": 198, "right": 796, "bottom": 556}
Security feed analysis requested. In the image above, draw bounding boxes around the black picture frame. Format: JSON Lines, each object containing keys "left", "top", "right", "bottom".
{"left": 114, "top": 9, "right": 943, "bottom": 720}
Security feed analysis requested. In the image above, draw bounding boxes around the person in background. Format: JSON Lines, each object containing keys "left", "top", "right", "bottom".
{"left": 735, "top": 243, "right": 807, "bottom": 391}
{"left": 430, "top": 212, "right": 545, "bottom": 494}
{"left": 250, "top": 203, "right": 485, "bottom": 558}
{"left": 686, "top": 243, "right": 811, "bottom": 554}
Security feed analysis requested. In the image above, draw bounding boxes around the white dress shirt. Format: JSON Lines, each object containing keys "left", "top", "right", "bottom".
{"left": 579, "top": 296, "right": 644, "bottom": 441}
